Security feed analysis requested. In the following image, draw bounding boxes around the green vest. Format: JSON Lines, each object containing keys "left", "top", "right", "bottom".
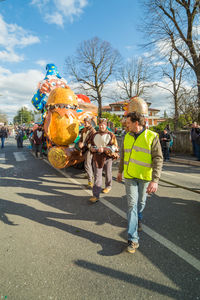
{"left": 124, "top": 129, "right": 157, "bottom": 181}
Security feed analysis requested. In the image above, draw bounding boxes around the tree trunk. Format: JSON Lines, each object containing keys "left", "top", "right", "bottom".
{"left": 98, "top": 95, "right": 102, "bottom": 118}
{"left": 174, "top": 93, "right": 179, "bottom": 131}
{"left": 197, "top": 76, "right": 200, "bottom": 123}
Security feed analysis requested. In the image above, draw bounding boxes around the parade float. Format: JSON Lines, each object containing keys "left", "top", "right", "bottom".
{"left": 31, "top": 64, "right": 97, "bottom": 169}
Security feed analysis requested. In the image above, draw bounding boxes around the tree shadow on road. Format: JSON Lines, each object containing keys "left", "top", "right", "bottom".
{"left": 0, "top": 157, "right": 200, "bottom": 299}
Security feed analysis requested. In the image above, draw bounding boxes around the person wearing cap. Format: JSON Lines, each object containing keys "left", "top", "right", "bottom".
{"left": 78, "top": 117, "right": 96, "bottom": 187}
{"left": 89, "top": 118, "right": 119, "bottom": 203}
{"left": 117, "top": 112, "right": 163, "bottom": 254}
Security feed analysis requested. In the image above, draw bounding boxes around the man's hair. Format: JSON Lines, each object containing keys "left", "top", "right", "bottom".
{"left": 126, "top": 112, "right": 145, "bottom": 126}
{"left": 98, "top": 118, "right": 107, "bottom": 125}
{"left": 84, "top": 117, "right": 91, "bottom": 123}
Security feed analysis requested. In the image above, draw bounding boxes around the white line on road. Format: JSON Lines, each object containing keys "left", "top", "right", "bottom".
{"left": 13, "top": 152, "right": 27, "bottom": 162}
{"left": 162, "top": 170, "right": 200, "bottom": 179}
{"left": 44, "top": 159, "right": 200, "bottom": 272}
{"left": 0, "top": 153, "right": 6, "bottom": 163}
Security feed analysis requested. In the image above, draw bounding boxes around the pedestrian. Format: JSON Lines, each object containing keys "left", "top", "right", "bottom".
{"left": 117, "top": 112, "right": 163, "bottom": 254}
{"left": 89, "top": 118, "right": 119, "bottom": 203}
{"left": 78, "top": 117, "right": 96, "bottom": 188}
{"left": 16, "top": 127, "right": 24, "bottom": 148}
{"left": 192, "top": 123, "right": 200, "bottom": 161}
{"left": 33, "top": 124, "right": 44, "bottom": 158}
{"left": 160, "top": 129, "right": 171, "bottom": 161}
{"left": 29, "top": 129, "right": 34, "bottom": 150}
{"left": 190, "top": 122, "right": 198, "bottom": 157}
{"left": 0, "top": 126, "right": 8, "bottom": 148}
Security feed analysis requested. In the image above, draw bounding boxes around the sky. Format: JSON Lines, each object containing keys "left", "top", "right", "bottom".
{"left": 0, "top": 0, "right": 173, "bottom": 123}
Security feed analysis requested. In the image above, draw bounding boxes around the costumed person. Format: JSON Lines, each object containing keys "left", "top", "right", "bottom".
{"left": 33, "top": 124, "right": 44, "bottom": 158}
{"left": 117, "top": 112, "right": 163, "bottom": 254}
{"left": 0, "top": 126, "right": 8, "bottom": 149}
{"left": 89, "top": 118, "right": 119, "bottom": 203}
{"left": 78, "top": 117, "right": 96, "bottom": 188}
{"left": 160, "top": 129, "right": 171, "bottom": 161}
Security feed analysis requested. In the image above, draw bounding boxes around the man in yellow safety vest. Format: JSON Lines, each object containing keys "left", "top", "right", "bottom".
{"left": 117, "top": 112, "right": 163, "bottom": 254}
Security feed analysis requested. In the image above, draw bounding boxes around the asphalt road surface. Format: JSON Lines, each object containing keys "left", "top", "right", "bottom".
{"left": 0, "top": 137, "right": 200, "bottom": 300}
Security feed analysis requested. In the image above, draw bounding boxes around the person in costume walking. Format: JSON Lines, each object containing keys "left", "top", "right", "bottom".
{"left": 89, "top": 118, "right": 119, "bottom": 203}
{"left": 78, "top": 117, "right": 96, "bottom": 188}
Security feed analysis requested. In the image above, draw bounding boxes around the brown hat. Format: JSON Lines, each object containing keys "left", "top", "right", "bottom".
{"left": 98, "top": 118, "right": 107, "bottom": 125}
{"left": 84, "top": 117, "right": 91, "bottom": 123}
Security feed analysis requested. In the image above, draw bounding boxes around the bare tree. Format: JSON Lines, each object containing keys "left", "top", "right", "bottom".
{"left": 156, "top": 51, "right": 186, "bottom": 130}
{"left": 179, "top": 87, "right": 199, "bottom": 122}
{"left": 142, "top": 0, "right": 200, "bottom": 121}
{"left": 0, "top": 111, "right": 8, "bottom": 124}
{"left": 65, "top": 37, "right": 121, "bottom": 117}
{"left": 116, "top": 57, "right": 151, "bottom": 100}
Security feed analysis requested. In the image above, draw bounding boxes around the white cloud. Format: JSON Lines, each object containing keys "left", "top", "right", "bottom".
{"left": 0, "top": 50, "right": 24, "bottom": 62}
{"left": 44, "top": 12, "right": 64, "bottom": 26}
{"left": 36, "top": 60, "right": 47, "bottom": 67}
{"left": 0, "top": 68, "right": 43, "bottom": 122}
{"left": 31, "top": 0, "right": 88, "bottom": 26}
{"left": 0, "top": 14, "right": 40, "bottom": 63}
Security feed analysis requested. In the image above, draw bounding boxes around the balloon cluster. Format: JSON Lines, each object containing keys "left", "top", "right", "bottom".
{"left": 31, "top": 63, "right": 68, "bottom": 115}
{"left": 31, "top": 63, "right": 98, "bottom": 169}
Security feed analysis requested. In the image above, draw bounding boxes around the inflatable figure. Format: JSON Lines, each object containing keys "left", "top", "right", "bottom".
{"left": 32, "top": 63, "right": 69, "bottom": 114}
{"left": 122, "top": 96, "right": 149, "bottom": 129}
{"left": 124, "top": 96, "right": 148, "bottom": 116}
{"left": 31, "top": 64, "right": 98, "bottom": 169}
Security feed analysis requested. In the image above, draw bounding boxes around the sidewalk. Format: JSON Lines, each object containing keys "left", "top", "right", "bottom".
{"left": 112, "top": 154, "right": 200, "bottom": 169}
{"left": 169, "top": 153, "right": 200, "bottom": 167}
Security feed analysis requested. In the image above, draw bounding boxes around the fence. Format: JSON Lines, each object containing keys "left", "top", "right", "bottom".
{"left": 172, "top": 130, "right": 192, "bottom": 154}
{"left": 116, "top": 130, "right": 193, "bottom": 154}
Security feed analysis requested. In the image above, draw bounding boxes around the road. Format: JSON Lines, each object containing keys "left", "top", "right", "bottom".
{"left": 0, "top": 137, "right": 200, "bottom": 300}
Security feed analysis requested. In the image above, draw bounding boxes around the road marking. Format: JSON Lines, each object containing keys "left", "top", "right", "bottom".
{"left": 162, "top": 170, "right": 200, "bottom": 179}
{"left": 13, "top": 152, "right": 27, "bottom": 162}
{"left": 162, "top": 171, "right": 176, "bottom": 177}
{"left": 43, "top": 159, "right": 200, "bottom": 272}
{"left": 0, "top": 153, "right": 6, "bottom": 163}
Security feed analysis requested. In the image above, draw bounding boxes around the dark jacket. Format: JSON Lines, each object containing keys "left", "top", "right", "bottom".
{"left": 160, "top": 132, "right": 171, "bottom": 148}
{"left": 0, "top": 128, "right": 8, "bottom": 138}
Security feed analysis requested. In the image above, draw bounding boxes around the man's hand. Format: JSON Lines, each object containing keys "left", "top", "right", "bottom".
{"left": 98, "top": 147, "right": 104, "bottom": 153}
{"left": 117, "top": 172, "right": 122, "bottom": 182}
{"left": 146, "top": 181, "right": 158, "bottom": 194}
{"left": 78, "top": 142, "right": 84, "bottom": 149}
{"left": 91, "top": 146, "right": 98, "bottom": 153}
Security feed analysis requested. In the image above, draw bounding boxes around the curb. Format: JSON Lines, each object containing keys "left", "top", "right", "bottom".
{"left": 170, "top": 157, "right": 200, "bottom": 167}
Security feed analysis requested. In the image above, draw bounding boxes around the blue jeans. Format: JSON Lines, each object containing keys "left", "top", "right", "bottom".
{"left": 125, "top": 178, "right": 149, "bottom": 242}
{"left": 1, "top": 137, "right": 5, "bottom": 148}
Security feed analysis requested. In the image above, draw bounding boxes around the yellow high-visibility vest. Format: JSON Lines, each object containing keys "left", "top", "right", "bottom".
{"left": 124, "top": 129, "right": 157, "bottom": 181}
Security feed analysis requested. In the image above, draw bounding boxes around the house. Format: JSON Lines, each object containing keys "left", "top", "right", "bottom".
{"left": 102, "top": 100, "right": 163, "bottom": 127}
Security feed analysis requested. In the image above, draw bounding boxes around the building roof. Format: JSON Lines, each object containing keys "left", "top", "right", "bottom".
{"left": 149, "top": 108, "right": 160, "bottom": 112}
{"left": 108, "top": 100, "right": 152, "bottom": 106}
{"left": 102, "top": 105, "right": 111, "bottom": 110}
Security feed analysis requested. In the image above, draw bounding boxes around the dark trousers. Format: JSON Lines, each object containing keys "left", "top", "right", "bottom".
{"left": 35, "top": 144, "right": 43, "bottom": 157}
{"left": 162, "top": 147, "right": 170, "bottom": 160}
{"left": 17, "top": 137, "right": 23, "bottom": 148}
